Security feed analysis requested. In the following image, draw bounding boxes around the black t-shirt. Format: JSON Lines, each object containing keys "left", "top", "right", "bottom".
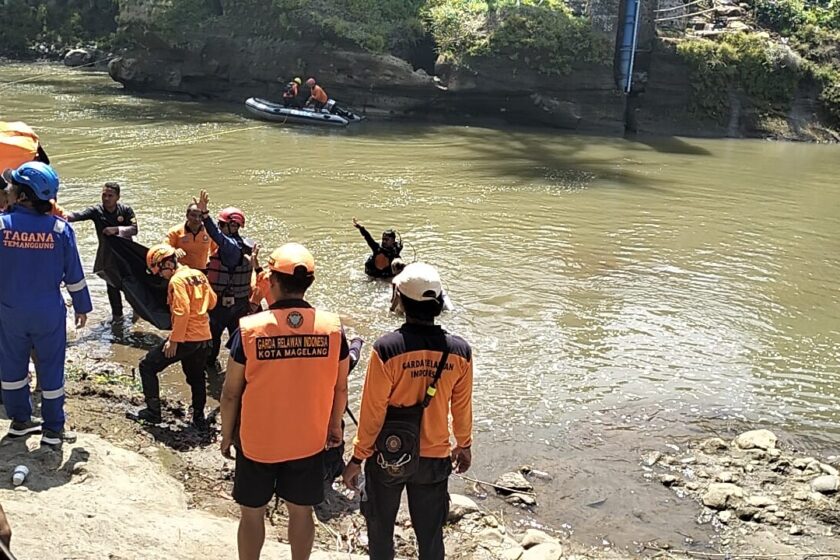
{"left": 228, "top": 299, "right": 349, "bottom": 364}
{"left": 68, "top": 203, "right": 137, "bottom": 237}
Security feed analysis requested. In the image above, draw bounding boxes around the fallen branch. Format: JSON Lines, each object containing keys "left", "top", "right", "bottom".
{"left": 453, "top": 474, "right": 537, "bottom": 497}
{"left": 645, "top": 546, "right": 840, "bottom": 559}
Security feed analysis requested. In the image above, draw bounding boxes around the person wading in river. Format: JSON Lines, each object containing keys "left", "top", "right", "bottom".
{"left": 220, "top": 243, "right": 349, "bottom": 560}
{"left": 343, "top": 262, "right": 473, "bottom": 560}
{"left": 352, "top": 217, "right": 403, "bottom": 278}
{"left": 66, "top": 182, "right": 137, "bottom": 321}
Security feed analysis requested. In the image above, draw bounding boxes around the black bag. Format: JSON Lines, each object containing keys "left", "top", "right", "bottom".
{"left": 374, "top": 348, "right": 450, "bottom": 484}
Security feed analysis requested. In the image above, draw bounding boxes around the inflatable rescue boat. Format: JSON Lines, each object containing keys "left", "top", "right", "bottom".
{"left": 245, "top": 97, "right": 362, "bottom": 127}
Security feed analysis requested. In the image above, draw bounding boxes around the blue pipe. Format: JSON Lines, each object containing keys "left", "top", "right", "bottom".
{"left": 617, "top": 0, "right": 642, "bottom": 93}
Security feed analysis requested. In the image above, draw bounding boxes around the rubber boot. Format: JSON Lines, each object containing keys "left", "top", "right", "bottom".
{"left": 137, "top": 398, "right": 162, "bottom": 424}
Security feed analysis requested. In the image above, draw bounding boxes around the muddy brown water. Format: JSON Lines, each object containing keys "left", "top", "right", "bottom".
{"left": 3, "top": 62, "right": 840, "bottom": 551}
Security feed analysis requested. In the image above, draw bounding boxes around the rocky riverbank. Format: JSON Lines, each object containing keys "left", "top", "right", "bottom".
{"left": 2, "top": 346, "right": 840, "bottom": 559}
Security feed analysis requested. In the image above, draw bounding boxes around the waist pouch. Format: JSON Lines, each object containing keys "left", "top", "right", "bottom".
{"left": 374, "top": 403, "right": 424, "bottom": 484}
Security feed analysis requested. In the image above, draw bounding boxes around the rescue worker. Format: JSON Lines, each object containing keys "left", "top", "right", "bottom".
{"left": 220, "top": 242, "right": 350, "bottom": 560}
{"left": 282, "top": 77, "right": 303, "bottom": 108}
{"left": 194, "top": 190, "right": 255, "bottom": 372}
{"left": 66, "top": 182, "right": 138, "bottom": 320}
{"left": 0, "top": 162, "right": 92, "bottom": 447}
{"left": 135, "top": 244, "right": 217, "bottom": 427}
{"left": 353, "top": 217, "right": 403, "bottom": 278}
{"left": 305, "top": 77, "right": 329, "bottom": 111}
{"left": 343, "top": 262, "right": 474, "bottom": 560}
{"left": 165, "top": 202, "right": 215, "bottom": 272}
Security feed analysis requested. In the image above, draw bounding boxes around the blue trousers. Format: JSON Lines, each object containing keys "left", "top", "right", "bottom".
{"left": 0, "top": 302, "right": 67, "bottom": 432}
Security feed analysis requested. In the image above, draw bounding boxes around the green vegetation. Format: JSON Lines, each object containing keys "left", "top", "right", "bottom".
{"left": 677, "top": 33, "right": 803, "bottom": 118}
{"left": 424, "top": 0, "right": 612, "bottom": 75}
{"left": 676, "top": 0, "right": 840, "bottom": 125}
{"left": 0, "top": 0, "right": 119, "bottom": 56}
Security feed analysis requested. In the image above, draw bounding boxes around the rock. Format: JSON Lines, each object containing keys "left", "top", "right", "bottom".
{"left": 520, "top": 529, "right": 558, "bottom": 549}
{"left": 794, "top": 457, "right": 816, "bottom": 470}
{"left": 643, "top": 451, "right": 662, "bottom": 467}
{"left": 64, "top": 48, "right": 94, "bottom": 67}
{"left": 718, "top": 511, "right": 733, "bottom": 524}
{"left": 768, "top": 448, "right": 781, "bottom": 458}
{"left": 789, "top": 525, "right": 803, "bottom": 535}
{"left": 495, "top": 472, "right": 534, "bottom": 495}
{"left": 793, "top": 489, "right": 811, "bottom": 501}
{"left": 520, "top": 466, "right": 553, "bottom": 481}
{"left": 506, "top": 493, "right": 537, "bottom": 507}
{"left": 810, "top": 475, "right": 840, "bottom": 494}
{"left": 717, "top": 471, "right": 737, "bottom": 483}
{"left": 702, "top": 483, "right": 744, "bottom": 510}
{"left": 820, "top": 463, "right": 839, "bottom": 477}
{"left": 747, "top": 495, "right": 776, "bottom": 508}
{"left": 736, "top": 506, "right": 758, "bottom": 521}
{"left": 686, "top": 482, "right": 700, "bottom": 491}
{"left": 659, "top": 474, "right": 679, "bottom": 487}
{"left": 449, "top": 494, "right": 481, "bottom": 522}
{"left": 735, "top": 430, "right": 777, "bottom": 451}
{"left": 805, "top": 460, "right": 822, "bottom": 474}
{"left": 478, "top": 528, "right": 524, "bottom": 560}
{"left": 727, "top": 20, "right": 752, "bottom": 32}
{"left": 701, "top": 438, "right": 729, "bottom": 453}
{"left": 521, "top": 543, "right": 563, "bottom": 560}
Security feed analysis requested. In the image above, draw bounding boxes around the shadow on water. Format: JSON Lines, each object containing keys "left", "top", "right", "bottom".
{"left": 629, "top": 133, "right": 714, "bottom": 156}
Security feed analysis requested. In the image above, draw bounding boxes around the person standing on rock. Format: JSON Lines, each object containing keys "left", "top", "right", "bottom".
{"left": 219, "top": 243, "right": 349, "bottom": 560}
{"left": 66, "top": 181, "right": 138, "bottom": 321}
{"left": 164, "top": 202, "right": 215, "bottom": 273}
{"left": 134, "top": 244, "right": 216, "bottom": 427}
{"left": 0, "top": 162, "right": 91, "bottom": 447}
{"left": 342, "top": 262, "right": 474, "bottom": 560}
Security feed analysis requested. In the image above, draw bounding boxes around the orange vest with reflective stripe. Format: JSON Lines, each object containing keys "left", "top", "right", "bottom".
{"left": 239, "top": 306, "right": 342, "bottom": 463}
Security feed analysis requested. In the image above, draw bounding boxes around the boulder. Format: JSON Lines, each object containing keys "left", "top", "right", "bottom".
{"left": 810, "top": 475, "right": 840, "bottom": 494}
{"left": 734, "top": 430, "right": 777, "bottom": 451}
{"left": 718, "top": 511, "right": 733, "bottom": 524}
{"left": 716, "top": 471, "right": 737, "bottom": 483}
{"left": 478, "top": 528, "right": 525, "bottom": 560}
{"left": 506, "top": 493, "right": 537, "bottom": 507}
{"left": 702, "top": 483, "right": 744, "bottom": 510}
{"left": 521, "top": 543, "right": 563, "bottom": 560}
{"left": 64, "top": 48, "right": 94, "bottom": 67}
{"left": 448, "top": 494, "right": 480, "bottom": 523}
{"left": 820, "top": 463, "right": 839, "bottom": 477}
{"left": 494, "top": 472, "right": 534, "bottom": 495}
{"left": 659, "top": 474, "right": 679, "bottom": 487}
{"left": 519, "top": 529, "right": 558, "bottom": 549}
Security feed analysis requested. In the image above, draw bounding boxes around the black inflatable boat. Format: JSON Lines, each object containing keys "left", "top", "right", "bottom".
{"left": 245, "top": 97, "right": 362, "bottom": 127}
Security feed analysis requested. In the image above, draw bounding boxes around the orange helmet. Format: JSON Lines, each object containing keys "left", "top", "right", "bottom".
{"left": 146, "top": 244, "right": 177, "bottom": 274}
{"left": 218, "top": 207, "right": 245, "bottom": 227}
{"left": 306, "top": 78, "right": 316, "bottom": 87}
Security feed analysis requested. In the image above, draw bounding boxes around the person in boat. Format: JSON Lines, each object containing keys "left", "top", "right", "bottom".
{"left": 353, "top": 217, "right": 403, "bottom": 278}
{"left": 165, "top": 202, "right": 216, "bottom": 273}
{"left": 66, "top": 182, "right": 138, "bottom": 321}
{"left": 135, "top": 244, "right": 216, "bottom": 427}
{"left": 282, "top": 77, "right": 302, "bottom": 108}
{"left": 305, "top": 77, "right": 329, "bottom": 111}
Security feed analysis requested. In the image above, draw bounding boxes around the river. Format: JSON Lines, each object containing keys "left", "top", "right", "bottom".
{"left": 3, "top": 61, "right": 840, "bottom": 549}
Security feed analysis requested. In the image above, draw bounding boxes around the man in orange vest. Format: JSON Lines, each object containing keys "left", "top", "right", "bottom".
{"left": 305, "top": 78, "right": 329, "bottom": 110}
{"left": 343, "top": 262, "right": 474, "bottom": 560}
{"left": 134, "top": 244, "right": 217, "bottom": 427}
{"left": 220, "top": 243, "right": 350, "bottom": 560}
{"left": 164, "top": 202, "right": 215, "bottom": 272}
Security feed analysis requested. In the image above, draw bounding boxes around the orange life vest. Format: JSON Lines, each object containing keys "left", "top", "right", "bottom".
{"left": 311, "top": 85, "right": 328, "bottom": 104}
{"left": 0, "top": 122, "right": 39, "bottom": 171}
{"left": 239, "top": 306, "right": 342, "bottom": 463}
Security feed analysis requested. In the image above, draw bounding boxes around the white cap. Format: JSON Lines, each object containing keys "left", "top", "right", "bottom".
{"left": 393, "top": 262, "right": 442, "bottom": 302}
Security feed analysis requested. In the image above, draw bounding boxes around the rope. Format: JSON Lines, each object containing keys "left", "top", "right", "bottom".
{"left": 654, "top": 0, "right": 708, "bottom": 12}
{"left": 52, "top": 124, "right": 270, "bottom": 160}
{"left": 655, "top": 6, "right": 718, "bottom": 22}
{"left": 0, "top": 56, "right": 116, "bottom": 93}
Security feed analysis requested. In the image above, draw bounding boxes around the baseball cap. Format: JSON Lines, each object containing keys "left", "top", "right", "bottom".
{"left": 267, "top": 243, "right": 315, "bottom": 275}
{"left": 393, "top": 262, "right": 442, "bottom": 302}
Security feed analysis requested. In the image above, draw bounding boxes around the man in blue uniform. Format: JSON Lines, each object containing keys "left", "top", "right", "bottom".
{"left": 0, "top": 162, "right": 92, "bottom": 447}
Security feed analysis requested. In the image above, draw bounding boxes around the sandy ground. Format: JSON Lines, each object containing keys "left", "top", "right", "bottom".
{"left": 0, "top": 417, "right": 365, "bottom": 560}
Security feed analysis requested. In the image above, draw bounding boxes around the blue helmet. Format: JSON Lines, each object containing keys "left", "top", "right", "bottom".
{"left": 10, "top": 161, "right": 60, "bottom": 201}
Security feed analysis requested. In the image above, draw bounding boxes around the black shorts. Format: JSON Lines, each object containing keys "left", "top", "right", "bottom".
{"left": 233, "top": 449, "right": 325, "bottom": 508}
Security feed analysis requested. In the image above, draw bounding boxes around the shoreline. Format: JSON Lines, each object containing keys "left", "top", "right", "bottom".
{"left": 2, "top": 348, "right": 838, "bottom": 558}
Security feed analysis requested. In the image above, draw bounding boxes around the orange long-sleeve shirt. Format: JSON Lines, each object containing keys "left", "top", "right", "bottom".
{"left": 168, "top": 265, "right": 217, "bottom": 343}
{"left": 166, "top": 223, "right": 216, "bottom": 271}
{"left": 352, "top": 324, "right": 473, "bottom": 460}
